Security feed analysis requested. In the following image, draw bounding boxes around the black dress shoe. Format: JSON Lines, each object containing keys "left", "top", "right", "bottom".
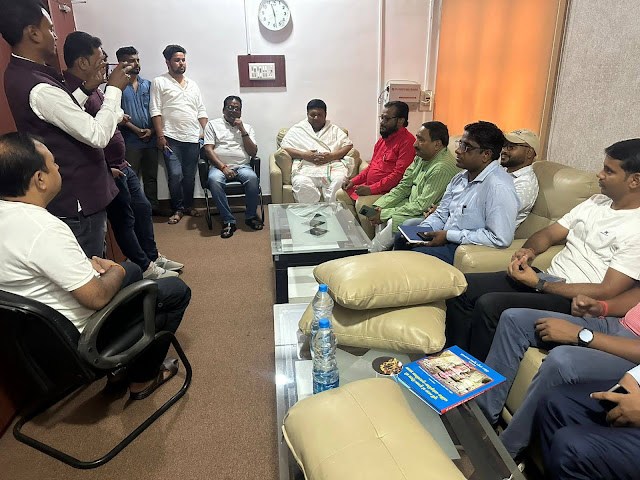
{"left": 221, "top": 222, "right": 237, "bottom": 238}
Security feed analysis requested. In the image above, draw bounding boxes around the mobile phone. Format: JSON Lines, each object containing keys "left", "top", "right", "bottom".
{"left": 163, "top": 146, "right": 174, "bottom": 159}
{"left": 417, "top": 231, "right": 433, "bottom": 241}
{"left": 598, "top": 383, "right": 629, "bottom": 412}
{"left": 106, "top": 63, "right": 118, "bottom": 78}
{"left": 359, "top": 205, "right": 377, "bottom": 217}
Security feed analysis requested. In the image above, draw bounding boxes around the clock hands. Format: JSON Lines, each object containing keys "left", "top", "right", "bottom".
{"left": 271, "top": 3, "right": 278, "bottom": 25}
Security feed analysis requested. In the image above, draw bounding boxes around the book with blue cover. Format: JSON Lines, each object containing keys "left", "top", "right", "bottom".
{"left": 397, "top": 225, "right": 434, "bottom": 243}
{"left": 395, "top": 346, "right": 506, "bottom": 414}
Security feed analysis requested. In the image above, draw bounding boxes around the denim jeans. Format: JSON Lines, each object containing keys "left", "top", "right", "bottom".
{"left": 207, "top": 165, "right": 259, "bottom": 224}
{"left": 125, "top": 147, "right": 159, "bottom": 208}
{"left": 60, "top": 209, "right": 107, "bottom": 259}
{"left": 106, "top": 166, "right": 158, "bottom": 271}
{"left": 165, "top": 138, "right": 200, "bottom": 211}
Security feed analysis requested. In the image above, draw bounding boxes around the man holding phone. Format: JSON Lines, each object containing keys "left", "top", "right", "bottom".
{"left": 536, "top": 369, "right": 640, "bottom": 479}
{"left": 1, "top": 0, "right": 131, "bottom": 258}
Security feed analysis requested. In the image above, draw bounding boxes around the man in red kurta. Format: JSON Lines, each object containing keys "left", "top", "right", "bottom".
{"left": 336, "top": 101, "right": 415, "bottom": 233}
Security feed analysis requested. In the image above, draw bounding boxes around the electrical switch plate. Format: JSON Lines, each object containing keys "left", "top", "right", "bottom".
{"left": 419, "top": 90, "right": 433, "bottom": 112}
{"left": 248, "top": 63, "right": 276, "bottom": 80}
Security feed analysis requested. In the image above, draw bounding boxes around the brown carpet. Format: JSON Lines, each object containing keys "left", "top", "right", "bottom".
{"left": 0, "top": 210, "right": 280, "bottom": 479}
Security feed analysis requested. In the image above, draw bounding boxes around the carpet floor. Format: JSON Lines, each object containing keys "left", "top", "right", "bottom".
{"left": 0, "top": 210, "right": 280, "bottom": 480}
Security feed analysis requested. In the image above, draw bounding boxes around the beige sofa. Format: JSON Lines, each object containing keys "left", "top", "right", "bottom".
{"left": 269, "top": 127, "right": 363, "bottom": 204}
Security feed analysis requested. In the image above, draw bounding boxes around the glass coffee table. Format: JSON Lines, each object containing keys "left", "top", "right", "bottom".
{"left": 269, "top": 203, "right": 371, "bottom": 303}
{"left": 273, "top": 303, "right": 526, "bottom": 480}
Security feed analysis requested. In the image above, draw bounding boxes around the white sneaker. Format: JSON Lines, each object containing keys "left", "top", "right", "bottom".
{"left": 143, "top": 261, "right": 179, "bottom": 279}
{"left": 154, "top": 254, "right": 184, "bottom": 271}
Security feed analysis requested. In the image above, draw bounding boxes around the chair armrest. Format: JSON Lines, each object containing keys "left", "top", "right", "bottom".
{"left": 269, "top": 153, "right": 283, "bottom": 204}
{"left": 77, "top": 280, "right": 158, "bottom": 370}
{"left": 453, "top": 241, "right": 564, "bottom": 274}
{"left": 197, "top": 150, "right": 210, "bottom": 191}
{"left": 251, "top": 155, "right": 261, "bottom": 180}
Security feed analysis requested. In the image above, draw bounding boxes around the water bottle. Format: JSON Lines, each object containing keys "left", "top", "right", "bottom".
{"left": 310, "top": 284, "right": 334, "bottom": 360}
{"left": 312, "top": 318, "right": 339, "bottom": 394}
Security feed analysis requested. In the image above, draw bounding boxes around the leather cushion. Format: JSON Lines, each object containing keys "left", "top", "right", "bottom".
{"left": 314, "top": 251, "right": 467, "bottom": 310}
{"left": 299, "top": 301, "right": 446, "bottom": 353}
{"left": 274, "top": 148, "right": 293, "bottom": 185}
{"left": 282, "top": 378, "right": 465, "bottom": 480}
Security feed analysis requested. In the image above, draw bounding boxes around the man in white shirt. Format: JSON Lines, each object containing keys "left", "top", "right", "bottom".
{"left": 203, "top": 96, "right": 261, "bottom": 238}
{"left": 0, "top": 132, "right": 191, "bottom": 399}
{"left": 501, "top": 129, "right": 540, "bottom": 227}
{"left": 150, "top": 44, "right": 208, "bottom": 225}
{"left": 0, "top": 0, "right": 131, "bottom": 258}
{"left": 280, "top": 99, "right": 354, "bottom": 203}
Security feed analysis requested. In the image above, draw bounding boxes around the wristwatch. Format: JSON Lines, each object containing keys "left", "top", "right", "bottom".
{"left": 577, "top": 328, "right": 594, "bottom": 347}
{"left": 534, "top": 279, "right": 546, "bottom": 292}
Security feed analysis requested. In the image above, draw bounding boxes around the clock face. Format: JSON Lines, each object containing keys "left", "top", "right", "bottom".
{"left": 258, "top": 0, "right": 291, "bottom": 31}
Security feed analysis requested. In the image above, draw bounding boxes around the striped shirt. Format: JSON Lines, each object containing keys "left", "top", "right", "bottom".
{"left": 374, "top": 148, "right": 460, "bottom": 232}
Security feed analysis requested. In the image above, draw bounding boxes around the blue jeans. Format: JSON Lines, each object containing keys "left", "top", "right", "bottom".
{"left": 60, "top": 209, "right": 107, "bottom": 259}
{"left": 392, "top": 225, "right": 458, "bottom": 265}
{"left": 537, "top": 382, "right": 640, "bottom": 480}
{"left": 106, "top": 166, "right": 158, "bottom": 271}
{"left": 165, "top": 138, "right": 200, "bottom": 211}
{"left": 207, "top": 165, "right": 259, "bottom": 224}
{"left": 476, "top": 308, "right": 637, "bottom": 458}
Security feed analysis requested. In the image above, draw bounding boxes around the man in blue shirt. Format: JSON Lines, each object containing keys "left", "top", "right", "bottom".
{"left": 394, "top": 121, "right": 519, "bottom": 265}
{"left": 117, "top": 46, "right": 163, "bottom": 215}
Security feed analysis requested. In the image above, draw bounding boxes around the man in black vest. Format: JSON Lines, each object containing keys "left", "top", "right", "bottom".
{"left": 0, "top": 0, "right": 131, "bottom": 258}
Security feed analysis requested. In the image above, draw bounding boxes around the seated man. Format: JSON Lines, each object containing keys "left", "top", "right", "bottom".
{"left": 337, "top": 101, "right": 415, "bottom": 220}
{"left": 0, "top": 132, "right": 191, "bottom": 399}
{"left": 538, "top": 371, "right": 640, "bottom": 480}
{"left": 281, "top": 99, "right": 354, "bottom": 203}
{"left": 367, "top": 121, "right": 459, "bottom": 252}
{"left": 393, "top": 121, "right": 519, "bottom": 265}
{"left": 445, "top": 138, "right": 640, "bottom": 361}
{"left": 203, "top": 95, "right": 261, "bottom": 238}
{"left": 63, "top": 32, "right": 182, "bottom": 280}
{"left": 501, "top": 129, "right": 539, "bottom": 227}
{"left": 477, "top": 286, "right": 640, "bottom": 459}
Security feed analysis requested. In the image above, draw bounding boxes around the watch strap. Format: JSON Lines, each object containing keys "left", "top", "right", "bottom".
{"left": 535, "top": 279, "right": 546, "bottom": 292}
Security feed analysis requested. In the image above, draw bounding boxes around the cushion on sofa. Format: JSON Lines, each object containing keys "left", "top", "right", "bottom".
{"left": 282, "top": 378, "right": 465, "bottom": 480}
{"left": 299, "top": 301, "right": 446, "bottom": 353}
{"left": 274, "top": 148, "right": 293, "bottom": 185}
{"left": 313, "top": 251, "right": 467, "bottom": 310}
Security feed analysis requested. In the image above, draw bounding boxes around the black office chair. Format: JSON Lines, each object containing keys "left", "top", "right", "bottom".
{"left": 0, "top": 280, "right": 192, "bottom": 469}
{"left": 198, "top": 147, "right": 264, "bottom": 230}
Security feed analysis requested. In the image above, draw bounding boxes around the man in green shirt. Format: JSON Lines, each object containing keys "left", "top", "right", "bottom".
{"left": 367, "top": 121, "right": 459, "bottom": 252}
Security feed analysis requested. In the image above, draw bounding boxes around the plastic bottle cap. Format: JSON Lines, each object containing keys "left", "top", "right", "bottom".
{"left": 319, "top": 318, "right": 330, "bottom": 328}
{"left": 318, "top": 284, "right": 328, "bottom": 292}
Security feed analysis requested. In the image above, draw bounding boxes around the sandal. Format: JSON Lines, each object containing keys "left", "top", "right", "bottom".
{"left": 168, "top": 210, "right": 184, "bottom": 224}
{"left": 221, "top": 222, "right": 237, "bottom": 239}
{"left": 130, "top": 358, "right": 179, "bottom": 401}
{"left": 245, "top": 218, "right": 264, "bottom": 230}
{"left": 185, "top": 208, "right": 201, "bottom": 217}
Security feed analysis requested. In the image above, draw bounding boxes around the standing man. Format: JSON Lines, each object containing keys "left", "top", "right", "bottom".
{"left": 393, "top": 121, "right": 519, "bottom": 265}
{"left": 281, "top": 99, "right": 354, "bottom": 203}
{"left": 203, "top": 96, "right": 262, "bottom": 238}
{"left": 150, "top": 44, "right": 208, "bottom": 225}
{"left": 501, "top": 129, "right": 539, "bottom": 227}
{"left": 367, "top": 121, "right": 459, "bottom": 252}
{"left": 336, "top": 101, "right": 416, "bottom": 230}
{"left": 63, "top": 32, "right": 183, "bottom": 279}
{"left": 116, "top": 46, "right": 164, "bottom": 216}
{"left": 0, "top": 0, "right": 130, "bottom": 258}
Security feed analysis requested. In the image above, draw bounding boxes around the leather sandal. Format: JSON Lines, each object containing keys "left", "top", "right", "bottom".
{"left": 221, "top": 222, "right": 237, "bottom": 238}
{"left": 245, "top": 218, "right": 264, "bottom": 230}
{"left": 184, "top": 208, "right": 201, "bottom": 217}
{"left": 130, "top": 358, "right": 179, "bottom": 401}
{"left": 168, "top": 210, "right": 184, "bottom": 224}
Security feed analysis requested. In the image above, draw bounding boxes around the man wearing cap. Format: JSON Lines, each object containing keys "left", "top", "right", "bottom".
{"left": 501, "top": 129, "right": 539, "bottom": 227}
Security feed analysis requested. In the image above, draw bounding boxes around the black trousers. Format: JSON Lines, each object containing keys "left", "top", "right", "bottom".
{"left": 444, "top": 271, "right": 572, "bottom": 361}
{"left": 98, "top": 262, "right": 191, "bottom": 382}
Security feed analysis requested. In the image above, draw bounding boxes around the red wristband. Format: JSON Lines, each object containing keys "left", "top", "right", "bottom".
{"left": 597, "top": 300, "right": 609, "bottom": 317}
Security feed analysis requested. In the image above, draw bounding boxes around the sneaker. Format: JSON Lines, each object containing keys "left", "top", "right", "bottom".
{"left": 143, "top": 261, "right": 179, "bottom": 279}
{"left": 155, "top": 254, "right": 184, "bottom": 271}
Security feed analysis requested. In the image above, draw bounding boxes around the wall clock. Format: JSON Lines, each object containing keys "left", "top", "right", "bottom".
{"left": 258, "top": 0, "right": 291, "bottom": 32}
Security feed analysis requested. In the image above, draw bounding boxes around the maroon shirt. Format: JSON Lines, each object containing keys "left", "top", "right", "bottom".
{"left": 64, "top": 71, "right": 127, "bottom": 170}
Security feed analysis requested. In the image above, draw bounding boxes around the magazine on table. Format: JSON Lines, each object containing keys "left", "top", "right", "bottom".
{"left": 394, "top": 346, "right": 506, "bottom": 414}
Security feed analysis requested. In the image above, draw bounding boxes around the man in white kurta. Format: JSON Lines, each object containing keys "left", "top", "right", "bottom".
{"left": 281, "top": 99, "right": 354, "bottom": 203}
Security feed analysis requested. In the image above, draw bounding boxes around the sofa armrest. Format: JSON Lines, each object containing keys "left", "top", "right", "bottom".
{"left": 453, "top": 241, "right": 564, "bottom": 274}
{"left": 269, "top": 153, "right": 283, "bottom": 204}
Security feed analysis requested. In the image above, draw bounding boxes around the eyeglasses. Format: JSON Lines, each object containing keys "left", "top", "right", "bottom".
{"left": 225, "top": 105, "right": 241, "bottom": 112}
{"left": 502, "top": 143, "right": 528, "bottom": 152}
{"left": 455, "top": 140, "right": 485, "bottom": 153}
{"left": 379, "top": 116, "right": 398, "bottom": 123}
